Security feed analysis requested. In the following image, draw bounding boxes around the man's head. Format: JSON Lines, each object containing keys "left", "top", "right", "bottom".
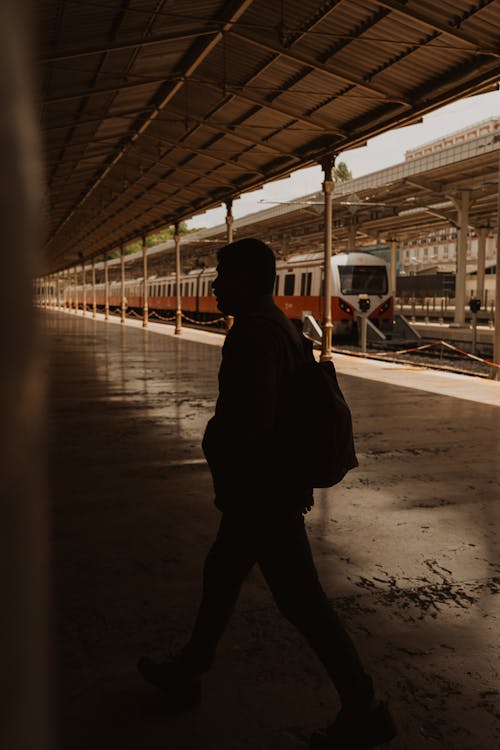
{"left": 213, "top": 238, "right": 276, "bottom": 314}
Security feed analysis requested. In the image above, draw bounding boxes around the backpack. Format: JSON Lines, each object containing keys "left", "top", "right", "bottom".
{"left": 268, "top": 316, "right": 358, "bottom": 488}
{"left": 298, "top": 338, "right": 358, "bottom": 487}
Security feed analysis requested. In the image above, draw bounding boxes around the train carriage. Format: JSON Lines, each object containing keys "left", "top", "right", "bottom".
{"left": 76, "top": 251, "right": 393, "bottom": 339}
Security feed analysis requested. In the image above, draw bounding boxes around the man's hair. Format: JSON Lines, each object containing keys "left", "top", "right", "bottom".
{"left": 217, "top": 238, "right": 276, "bottom": 294}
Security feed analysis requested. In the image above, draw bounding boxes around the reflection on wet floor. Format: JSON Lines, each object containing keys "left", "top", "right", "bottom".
{"left": 44, "top": 311, "right": 499, "bottom": 750}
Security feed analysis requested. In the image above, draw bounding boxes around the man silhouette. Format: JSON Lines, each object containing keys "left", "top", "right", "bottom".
{"left": 139, "top": 239, "right": 396, "bottom": 749}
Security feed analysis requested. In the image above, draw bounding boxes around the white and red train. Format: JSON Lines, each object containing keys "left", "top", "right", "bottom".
{"left": 74, "top": 251, "right": 393, "bottom": 336}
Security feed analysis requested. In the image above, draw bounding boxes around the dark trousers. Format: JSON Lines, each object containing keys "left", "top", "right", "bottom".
{"left": 182, "top": 511, "right": 373, "bottom": 708}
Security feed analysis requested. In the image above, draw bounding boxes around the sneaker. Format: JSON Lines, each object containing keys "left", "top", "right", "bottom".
{"left": 310, "top": 700, "right": 397, "bottom": 749}
{"left": 137, "top": 655, "right": 202, "bottom": 709}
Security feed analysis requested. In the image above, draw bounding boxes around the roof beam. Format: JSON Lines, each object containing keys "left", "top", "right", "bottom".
{"left": 231, "top": 30, "right": 412, "bottom": 105}
{"left": 157, "top": 108, "right": 300, "bottom": 159}
{"left": 196, "top": 75, "right": 346, "bottom": 135}
{"left": 39, "top": 28, "right": 217, "bottom": 63}
{"left": 404, "top": 177, "right": 446, "bottom": 193}
{"left": 370, "top": 0, "right": 500, "bottom": 55}
{"left": 41, "top": 75, "right": 183, "bottom": 106}
{"left": 44, "top": 134, "right": 123, "bottom": 154}
{"left": 41, "top": 108, "right": 155, "bottom": 133}
{"left": 140, "top": 132, "right": 265, "bottom": 177}
{"left": 131, "top": 146, "right": 248, "bottom": 187}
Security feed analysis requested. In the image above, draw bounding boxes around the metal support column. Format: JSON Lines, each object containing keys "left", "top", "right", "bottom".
{"left": 476, "top": 226, "right": 488, "bottom": 306}
{"left": 73, "top": 267, "right": 78, "bottom": 311}
{"left": 82, "top": 261, "right": 86, "bottom": 315}
{"left": 92, "top": 258, "right": 96, "bottom": 318}
{"left": 142, "top": 236, "right": 148, "bottom": 328}
{"left": 347, "top": 222, "right": 356, "bottom": 252}
{"left": 175, "top": 225, "right": 182, "bottom": 335}
{"left": 225, "top": 198, "right": 234, "bottom": 331}
{"left": 494, "top": 146, "right": 500, "bottom": 379}
{"left": 120, "top": 247, "right": 126, "bottom": 323}
{"left": 453, "top": 191, "right": 470, "bottom": 326}
{"left": 321, "top": 155, "right": 335, "bottom": 362}
{"left": 389, "top": 238, "right": 397, "bottom": 299}
{"left": 104, "top": 253, "right": 109, "bottom": 320}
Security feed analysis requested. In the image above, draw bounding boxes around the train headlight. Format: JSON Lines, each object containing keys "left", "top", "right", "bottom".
{"left": 377, "top": 299, "right": 391, "bottom": 313}
{"left": 338, "top": 298, "right": 353, "bottom": 314}
{"left": 358, "top": 294, "right": 371, "bottom": 312}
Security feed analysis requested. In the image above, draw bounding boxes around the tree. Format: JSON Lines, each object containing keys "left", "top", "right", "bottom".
{"left": 107, "top": 221, "right": 198, "bottom": 258}
{"left": 334, "top": 161, "right": 352, "bottom": 182}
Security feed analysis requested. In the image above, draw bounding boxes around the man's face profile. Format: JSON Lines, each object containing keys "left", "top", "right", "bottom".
{"left": 213, "top": 260, "right": 250, "bottom": 314}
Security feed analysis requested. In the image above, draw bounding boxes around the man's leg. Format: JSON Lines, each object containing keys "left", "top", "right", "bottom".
{"left": 257, "top": 513, "right": 373, "bottom": 709}
{"left": 180, "top": 513, "right": 257, "bottom": 672}
{"left": 138, "top": 513, "right": 257, "bottom": 700}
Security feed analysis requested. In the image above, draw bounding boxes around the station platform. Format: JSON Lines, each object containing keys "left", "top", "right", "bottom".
{"left": 45, "top": 309, "right": 499, "bottom": 750}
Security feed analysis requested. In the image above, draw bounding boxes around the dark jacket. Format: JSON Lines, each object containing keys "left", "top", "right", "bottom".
{"left": 202, "top": 301, "right": 313, "bottom": 514}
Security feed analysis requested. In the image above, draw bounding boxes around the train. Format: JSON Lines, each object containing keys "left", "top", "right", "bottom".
{"left": 71, "top": 251, "right": 393, "bottom": 337}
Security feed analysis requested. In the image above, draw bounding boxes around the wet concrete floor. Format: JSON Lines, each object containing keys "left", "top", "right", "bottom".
{"left": 44, "top": 311, "right": 499, "bottom": 750}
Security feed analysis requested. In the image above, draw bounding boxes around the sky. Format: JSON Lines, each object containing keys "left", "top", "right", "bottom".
{"left": 186, "top": 89, "right": 500, "bottom": 230}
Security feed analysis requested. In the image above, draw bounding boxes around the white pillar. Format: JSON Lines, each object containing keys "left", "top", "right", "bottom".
{"left": 142, "top": 237, "right": 148, "bottom": 328}
{"left": 321, "top": 155, "right": 335, "bottom": 362}
{"left": 92, "top": 258, "right": 96, "bottom": 318}
{"left": 56, "top": 273, "right": 60, "bottom": 308}
{"left": 104, "top": 253, "right": 109, "bottom": 320}
{"left": 476, "top": 227, "right": 488, "bottom": 306}
{"left": 453, "top": 191, "right": 470, "bottom": 326}
{"left": 175, "top": 226, "right": 182, "bottom": 335}
{"left": 120, "top": 247, "right": 126, "bottom": 324}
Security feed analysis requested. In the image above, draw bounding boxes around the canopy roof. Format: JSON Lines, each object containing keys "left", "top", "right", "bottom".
{"left": 40, "top": 0, "right": 500, "bottom": 272}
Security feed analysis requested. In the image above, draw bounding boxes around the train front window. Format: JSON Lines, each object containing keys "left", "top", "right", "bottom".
{"left": 339, "top": 265, "right": 387, "bottom": 295}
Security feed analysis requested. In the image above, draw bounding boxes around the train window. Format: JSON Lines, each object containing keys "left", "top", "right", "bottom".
{"left": 339, "top": 265, "right": 388, "bottom": 295}
{"left": 284, "top": 273, "right": 295, "bottom": 296}
{"left": 300, "top": 272, "right": 312, "bottom": 296}
{"left": 274, "top": 275, "right": 280, "bottom": 295}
